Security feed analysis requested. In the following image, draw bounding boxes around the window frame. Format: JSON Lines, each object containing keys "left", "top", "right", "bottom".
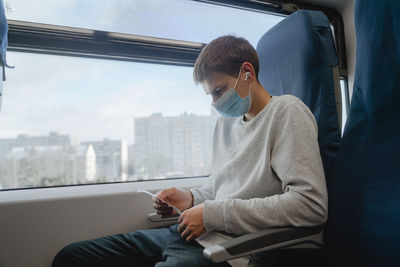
{"left": 7, "top": 0, "right": 347, "bottom": 74}
{"left": 2, "top": 0, "right": 349, "bottom": 190}
{"left": 7, "top": 20, "right": 204, "bottom": 67}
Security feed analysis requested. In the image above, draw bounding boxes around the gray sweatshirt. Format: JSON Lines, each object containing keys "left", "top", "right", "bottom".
{"left": 191, "top": 95, "right": 328, "bottom": 255}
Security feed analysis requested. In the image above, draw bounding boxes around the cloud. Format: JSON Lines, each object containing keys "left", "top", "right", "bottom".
{"left": 5, "top": 0, "right": 77, "bottom": 23}
{"left": 0, "top": 52, "right": 210, "bottom": 144}
{"left": 1, "top": 0, "right": 283, "bottom": 143}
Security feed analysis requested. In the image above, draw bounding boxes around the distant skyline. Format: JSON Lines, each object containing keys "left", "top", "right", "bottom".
{"left": 0, "top": 0, "right": 283, "bottom": 144}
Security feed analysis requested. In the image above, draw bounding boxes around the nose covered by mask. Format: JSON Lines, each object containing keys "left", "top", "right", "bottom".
{"left": 211, "top": 69, "right": 252, "bottom": 118}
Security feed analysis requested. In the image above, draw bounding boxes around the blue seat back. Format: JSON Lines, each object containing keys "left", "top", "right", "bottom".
{"left": 256, "top": 10, "right": 341, "bottom": 184}
{"left": 327, "top": 1, "right": 400, "bottom": 265}
{"left": 0, "top": 0, "right": 7, "bottom": 68}
{"left": 0, "top": 0, "right": 8, "bottom": 111}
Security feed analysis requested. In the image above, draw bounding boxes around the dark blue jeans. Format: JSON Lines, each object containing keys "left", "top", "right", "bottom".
{"left": 52, "top": 224, "right": 230, "bottom": 267}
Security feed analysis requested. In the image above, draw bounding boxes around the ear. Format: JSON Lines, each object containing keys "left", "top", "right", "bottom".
{"left": 241, "top": 62, "right": 255, "bottom": 82}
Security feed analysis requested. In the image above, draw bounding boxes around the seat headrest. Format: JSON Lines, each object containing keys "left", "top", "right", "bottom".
{"left": 256, "top": 10, "right": 338, "bottom": 110}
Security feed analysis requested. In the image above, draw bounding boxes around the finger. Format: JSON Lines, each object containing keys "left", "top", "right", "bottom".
{"left": 161, "top": 210, "right": 173, "bottom": 218}
{"left": 186, "top": 233, "right": 196, "bottom": 242}
{"left": 153, "top": 198, "right": 168, "bottom": 206}
{"left": 153, "top": 202, "right": 169, "bottom": 210}
{"left": 178, "top": 222, "right": 187, "bottom": 232}
{"left": 178, "top": 210, "right": 188, "bottom": 223}
{"left": 181, "top": 226, "right": 191, "bottom": 239}
{"left": 155, "top": 189, "right": 168, "bottom": 200}
{"left": 153, "top": 202, "right": 171, "bottom": 211}
{"left": 156, "top": 198, "right": 169, "bottom": 205}
{"left": 155, "top": 207, "right": 169, "bottom": 215}
{"left": 178, "top": 222, "right": 184, "bottom": 232}
{"left": 178, "top": 214, "right": 184, "bottom": 224}
{"left": 155, "top": 205, "right": 169, "bottom": 212}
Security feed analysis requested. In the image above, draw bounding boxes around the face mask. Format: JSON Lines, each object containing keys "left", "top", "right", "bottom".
{"left": 211, "top": 70, "right": 251, "bottom": 118}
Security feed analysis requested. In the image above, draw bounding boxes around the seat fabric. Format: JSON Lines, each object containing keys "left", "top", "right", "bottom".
{"left": 327, "top": 1, "right": 400, "bottom": 266}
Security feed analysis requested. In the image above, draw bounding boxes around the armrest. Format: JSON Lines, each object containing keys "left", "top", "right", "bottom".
{"left": 203, "top": 226, "right": 323, "bottom": 263}
{"left": 147, "top": 212, "right": 179, "bottom": 222}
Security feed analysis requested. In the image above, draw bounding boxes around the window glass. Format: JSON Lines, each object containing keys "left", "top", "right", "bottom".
{"left": 1, "top": 1, "right": 284, "bottom": 189}
{"left": 5, "top": 0, "right": 284, "bottom": 47}
{"left": 0, "top": 52, "right": 218, "bottom": 189}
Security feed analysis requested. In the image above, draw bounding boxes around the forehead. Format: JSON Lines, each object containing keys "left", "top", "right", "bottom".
{"left": 201, "top": 73, "right": 234, "bottom": 95}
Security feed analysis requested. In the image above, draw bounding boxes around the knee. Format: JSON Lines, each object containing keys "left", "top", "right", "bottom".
{"left": 52, "top": 242, "right": 82, "bottom": 267}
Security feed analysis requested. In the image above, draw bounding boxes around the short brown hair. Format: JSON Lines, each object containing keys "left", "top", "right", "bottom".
{"left": 193, "top": 35, "right": 259, "bottom": 84}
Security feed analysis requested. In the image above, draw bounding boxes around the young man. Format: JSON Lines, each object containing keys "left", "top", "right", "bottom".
{"left": 52, "top": 35, "right": 327, "bottom": 267}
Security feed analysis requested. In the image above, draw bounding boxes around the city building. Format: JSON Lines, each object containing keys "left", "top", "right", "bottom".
{"left": 0, "top": 131, "right": 71, "bottom": 158}
{"left": 1, "top": 145, "right": 75, "bottom": 187}
{"left": 82, "top": 139, "right": 128, "bottom": 182}
{"left": 74, "top": 144, "right": 96, "bottom": 183}
{"left": 0, "top": 132, "right": 97, "bottom": 188}
{"left": 133, "top": 112, "right": 217, "bottom": 180}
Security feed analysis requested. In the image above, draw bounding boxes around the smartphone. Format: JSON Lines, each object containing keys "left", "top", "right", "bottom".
{"left": 137, "top": 190, "right": 182, "bottom": 215}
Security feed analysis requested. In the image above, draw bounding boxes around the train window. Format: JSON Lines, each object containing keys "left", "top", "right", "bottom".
{"left": 0, "top": 52, "right": 217, "bottom": 189}
{"left": 1, "top": 1, "right": 286, "bottom": 190}
{"left": 1, "top": 1, "right": 347, "bottom": 190}
{"left": 5, "top": 0, "right": 284, "bottom": 47}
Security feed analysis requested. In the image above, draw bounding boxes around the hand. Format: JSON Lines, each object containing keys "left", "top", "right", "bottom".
{"left": 153, "top": 187, "right": 193, "bottom": 218}
{"left": 178, "top": 204, "right": 206, "bottom": 242}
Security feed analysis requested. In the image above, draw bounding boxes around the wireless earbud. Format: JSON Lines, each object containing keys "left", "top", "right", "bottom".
{"left": 245, "top": 72, "right": 250, "bottom": 81}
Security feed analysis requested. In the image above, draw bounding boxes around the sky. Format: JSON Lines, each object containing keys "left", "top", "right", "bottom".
{"left": 0, "top": 0, "right": 283, "bottom": 145}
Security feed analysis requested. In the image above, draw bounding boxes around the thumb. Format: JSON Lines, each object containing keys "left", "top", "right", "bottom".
{"left": 155, "top": 189, "right": 170, "bottom": 202}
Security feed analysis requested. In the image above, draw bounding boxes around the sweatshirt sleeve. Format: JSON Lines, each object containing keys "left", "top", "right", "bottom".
{"left": 202, "top": 103, "right": 328, "bottom": 235}
{"left": 190, "top": 177, "right": 214, "bottom": 206}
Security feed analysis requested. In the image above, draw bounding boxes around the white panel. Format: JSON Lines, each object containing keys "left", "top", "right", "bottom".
{"left": 0, "top": 177, "right": 207, "bottom": 267}
{"left": 341, "top": 0, "right": 356, "bottom": 100}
